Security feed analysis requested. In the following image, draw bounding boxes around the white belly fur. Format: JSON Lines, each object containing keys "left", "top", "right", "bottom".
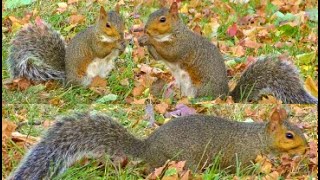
{"left": 164, "top": 62, "right": 197, "bottom": 97}
{"left": 82, "top": 50, "right": 119, "bottom": 86}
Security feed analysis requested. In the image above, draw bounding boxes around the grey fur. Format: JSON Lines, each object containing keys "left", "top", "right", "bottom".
{"left": 7, "top": 22, "right": 66, "bottom": 81}
{"left": 9, "top": 113, "right": 307, "bottom": 179}
{"left": 230, "top": 57, "right": 318, "bottom": 104}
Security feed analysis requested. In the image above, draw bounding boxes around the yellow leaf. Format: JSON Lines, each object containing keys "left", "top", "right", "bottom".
{"left": 304, "top": 75, "right": 318, "bottom": 97}
{"left": 180, "top": 4, "right": 188, "bottom": 14}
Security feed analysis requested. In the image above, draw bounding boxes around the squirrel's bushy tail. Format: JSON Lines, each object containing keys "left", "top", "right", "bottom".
{"left": 9, "top": 113, "right": 145, "bottom": 180}
{"left": 230, "top": 57, "right": 318, "bottom": 104}
{"left": 7, "top": 21, "right": 66, "bottom": 81}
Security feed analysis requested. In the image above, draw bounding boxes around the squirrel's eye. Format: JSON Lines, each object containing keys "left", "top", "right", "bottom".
{"left": 106, "top": 23, "right": 111, "bottom": 28}
{"left": 285, "top": 132, "right": 294, "bottom": 139}
{"left": 159, "top": 16, "right": 166, "bottom": 23}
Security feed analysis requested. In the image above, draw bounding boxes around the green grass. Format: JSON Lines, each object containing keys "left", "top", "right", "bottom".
{"left": 2, "top": 0, "right": 318, "bottom": 179}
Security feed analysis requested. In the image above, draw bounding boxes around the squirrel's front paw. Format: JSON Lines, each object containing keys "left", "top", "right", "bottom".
{"left": 138, "top": 34, "right": 149, "bottom": 46}
{"left": 117, "top": 40, "right": 126, "bottom": 54}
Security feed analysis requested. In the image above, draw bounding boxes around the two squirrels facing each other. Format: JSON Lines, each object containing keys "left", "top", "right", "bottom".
{"left": 7, "top": 6, "right": 125, "bottom": 87}
{"left": 9, "top": 108, "right": 307, "bottom": 179}
{"left": 138, "top": 2, "right": 318, "bottom": 104}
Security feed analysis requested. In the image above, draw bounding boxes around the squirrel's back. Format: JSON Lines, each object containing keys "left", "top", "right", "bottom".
{"left": 230, "top": 57, "right": 318, "bottom": 104}
{"left": 7, "top": 21, "right": 66, "bottom": 81}
{"left": 144, "top": 115, "right": 266, "bottom": 170}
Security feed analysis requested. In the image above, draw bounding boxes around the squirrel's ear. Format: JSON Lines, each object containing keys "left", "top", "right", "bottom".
{"left": 169, "top": 1, "right": 179, "bottom": 16}
{"left": 115, "top": 4, "right": 120, "bottom": 14}
{"left": 100, "top": 6, "right": 108, "bottom": 19}
{"left": 267, "top": 107, "right": 287, "bottom": 132}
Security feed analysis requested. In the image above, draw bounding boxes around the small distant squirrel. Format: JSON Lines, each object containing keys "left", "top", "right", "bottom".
{"left": 9, "top": 108, "right": 307, "bottom": 179}
{"left": 7, "top": 6, "right": 125, "bottom": 87}
{"left": 138, "top": 2, "right": 318, "bottom": 104}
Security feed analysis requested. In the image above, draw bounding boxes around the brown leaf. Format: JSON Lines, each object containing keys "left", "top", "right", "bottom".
{"left": 42, "top": 120, "right": 54, "bottom": 129}
{"left": 258, "top": 95, "right": 282, "bottom": 104}
{"left": 193, "top": 24, "right": 202, "bottom": 35}
{"left": 140, "top": 64, "right": 153, "bottom": 74}
{"left": 262, "top": 171, "right": 280, "bottom": 180}
{"left": 304, "top": 75, "right": 318, "bottom": 97}
{"left": 69, "top": 14, "right": 85, "bottom": 25}
{"left": 44, "top": 80, "right": 60, "bottom": 90}
{"left": 89, "top": 76, "right": 107, "bottom": 88}
{"left": 255, "top": 154, "right": 273, "bottom": 174}
{"left": 230, "top": 45, "right": 245, "bottom": 57}
{"left": 16, "top": 78, "right": 32, "bottom": 90}
{"left": 57, "top": 2, "right": 68, "bottom": 13}
{"left": 2, "top": 119, "right": 17, "bottom": 145}
{"left": 49, "top": 97, "right": 64, "bottom": 106}
{"left": 146, "top": 165, "right": 167, "bottom": 180}
{"left": 131, "top": 98, "right": 146, "bottom": 105}
{"left": 180, "top": 169, "right": 190, "bottom": 180}
{"left": 243, "top": 38, "right": 261, "bottom": 49}
{"left": 155, "top": 102, "right": 169, "bottom": 114}
{"left": 132, "top": 85, "right": 146, "bottom": 97}
{"left": 67, "top": 0, "right": 78, "bottom": 4}
{"left": 3, "top": 78, "right": 32, "bottom": 91}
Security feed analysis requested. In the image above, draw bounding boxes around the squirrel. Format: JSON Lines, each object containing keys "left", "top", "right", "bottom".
{"left": 138, "top": 2, "right": 318, "bottom": 104}
{"left": 9, "top": 108, "right": 307, "bottom": 179}
{"left": 7, "top": 6, "right": 125, "bottom": 87}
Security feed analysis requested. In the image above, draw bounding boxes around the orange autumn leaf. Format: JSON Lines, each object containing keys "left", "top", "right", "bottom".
{"left": 304, "top": 75, "right": 318, "bottom": 97}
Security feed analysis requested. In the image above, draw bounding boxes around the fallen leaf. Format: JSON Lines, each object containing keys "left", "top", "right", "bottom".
{"left": 192, "top": 24, "right": 202, "bottom": 35}
{"left": 120, "top": 78, "right": 129, "bottom": 86}
{"left": 42, "top": 120, "right": 54, "bottom": 129}
{"left": 69, "top": 14, "right": 85, "bottom": 25}
{"left": 255, "top": 154, "right": 273, "bottom": 174}
{"left": 2, "top": 119, "right": 17, "bottom": 145}
{"left": 262, "top": 171, "right": 280, "bottom": 180}
{"left": 49, "top": 97, "right": 64, "bottom": 106}
{"left": 165, "top": 104, "right": 196, "bottom": 118}
{"left": 258, "top": 95, "right": 282, "bottom": 104}
{"left": 155, "top": 102, "right": 169, "bottom": 114}
{"left": 3, "top": 78, "right": 32, "bottom": 91}
{"left": 57, "top": 2, "right": 68, "bottom": 13}
{"left": 304, "top": 75, "right": 318, "bottom": 97}
{"left": 131, "top": 98, "right": 146, "bottom": 105}
{"left": 68, "top": 0, "right": 78, "bottom": 4}
{"left": 132, "top": 84, "right": 146, "bottom": 97}
{"left": 227, "top": 23, "right": 237, "bottom": 37}
{"left": 89, "top": 76, "right": 107, "bottom": 88}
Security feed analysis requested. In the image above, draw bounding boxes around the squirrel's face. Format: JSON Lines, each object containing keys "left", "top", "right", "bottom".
{"left": 144, "top": 3, "right": 179, "bottom": 42}
{"left": 145, "top": 9, "right": 174, "bottom": 37}
{"left": 97, "top": 7, "right": 124, "bottom": 44}
{"left": 266, "top": 109, "right": 308, "bottom": 156}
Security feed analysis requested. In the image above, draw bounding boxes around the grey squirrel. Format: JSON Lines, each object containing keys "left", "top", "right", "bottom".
{"left": 9, "top": 108, "right": 307, "bottom": 179}
{"left": 7, "top": 6, "right": 125, "bottom": 87}
{"left": 138, "top": 2, "right": 318, "bottom": 104}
